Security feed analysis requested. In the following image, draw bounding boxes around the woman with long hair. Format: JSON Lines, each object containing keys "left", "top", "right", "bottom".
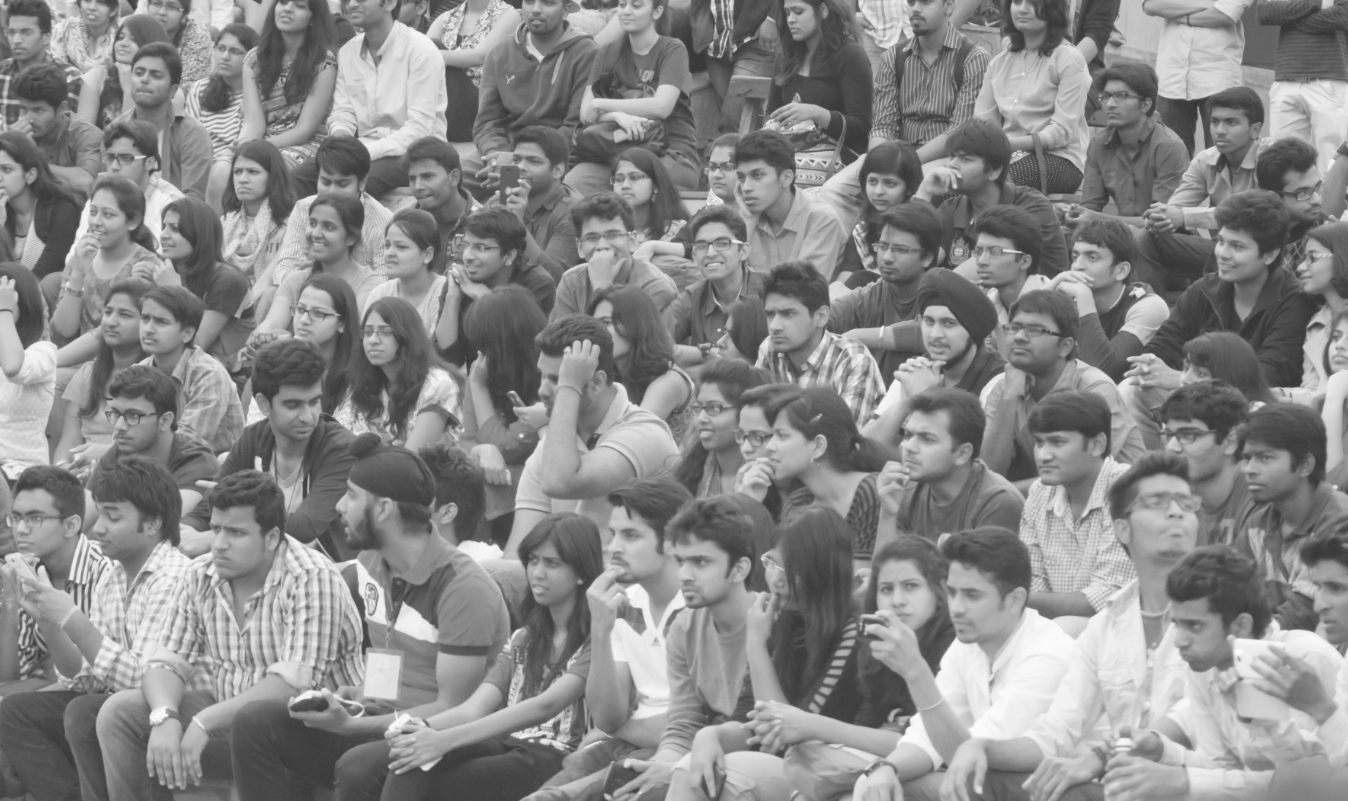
{"left": 714, "top": 295, "right": 769, "bottom": 365}
{"left": 0, "top": 132, "right": 83, "bottom": 279}
{"left": 0, "top": 263, "right": 57, "bottom": 468}
{"left": 366, "top": 208, "right": 448, "bottom": 338}
{"left": 52, "top": 175, "right": 168, "bottom": 342}
{"left": 160, "top": 197, "right": 256, "bottom": 361}
{"left": 674, "top": 358, "right": 772, "bottom": 497}
{"left": 54, "top": 278, "right": 152, "bottom": 467}
{"left": 972, "top": 0, "right": 1090, "bottom": 193}
{"left": 50, "top": 0, "right": 118, "bottom": 72}
{"left": 765, "top": 387, "right": 898, "bottom": 564}
{"left": 76, "top": 14, "right": 170, "bottom": 128}
{"left": 610, "top": 147, "right": 692, "bottom": 268}
{"left": 245, "top": 0, "right": 338, "bottom": 169}
{"left": 463, "top": 285, "right": 548, "bottom": 546}
{"left": 734, "top": 382, "right": 793, "bottom": 519}
{"left": 587, "top": 284, "right": 695, "bottom": 442}
{"left": 1320, "top": 313, "right": 1348, "bottom": 486}
{"left": 368, "top": 512, "right": 602, "bottom": 801}
{"left": 428, "top": 0, "right": 519, "bottom": 83}
{"left": 221, "top": 140, "right": 295, "bottom": 313}
{"left": 184, "top": 23, "right": 264, "bottom": 210}
{"left": 673, "top": 506, "right": 863, "bottom": 801}
{"left": 337, "top": 296, "right": 463, "bottom": 451}
{"left": 1285, "top": 222, "right": 1348, "bottom": 404}
{"left": 839, "top": 142, "right": 923, "bottom": 285}
{"left": 146, "top": 0, "right": 212, "bottom": 81}
{"left": 1181, "top": 332, "right": 1278, "bottom": 408}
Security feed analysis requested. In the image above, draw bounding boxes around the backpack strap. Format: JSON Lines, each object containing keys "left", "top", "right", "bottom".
{"left": 953, "top": 38, "right": 973, "bottom": 91}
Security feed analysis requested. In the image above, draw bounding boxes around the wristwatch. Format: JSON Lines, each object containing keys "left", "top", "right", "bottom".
{"left": 149, "top": 707, "right": 184, "bottom": 727}
{"left": 860, "top": 758, "right": 897, "bottom": 778}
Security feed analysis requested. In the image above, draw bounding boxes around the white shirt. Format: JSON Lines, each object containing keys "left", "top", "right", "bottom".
{"left": 136, "top": 0, "right": 235, "bottom": 37}
{"left": 900, "top": 608, "right": 1076, "bottom": 770}
{"left": 611, "top": 583, "right": 686, "bottom": 721}
{"left": 0, "top": 341, "right": 56, "bottom": 469}
{"left": 1323, "top": 656, "right": 1348, "bottom": 769}
{"left": 1153, "top": 0, "right": 1254, "bottom": 101}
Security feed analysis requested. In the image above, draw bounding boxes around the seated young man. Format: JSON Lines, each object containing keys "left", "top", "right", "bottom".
{"left": 12, "top": 62, "right": 100, "bottom": 196}
{"left": 851, "top": 527, "right": 1075, "bottom": 801}
{"left": 0, "top": 466, "right": 111, "bottom": 696}
{"left": 1018, "top": 391, "right": 1137, "bottom": 627}
{"left": 1122, "top": 190, "right": 1316, "bottom": 449}
{"left": 497, "top": 125, "right": 583, "bottom": 282}
{"left": 403, "top": 136, "right": 479, "bottom": 273}
{"left": 981, "top": 290, "right": 1145, "bottom": 486}
{"left": 550, "top": 192, "right": 677, "bottom": 320}
{"left": 0, "top": 0, "right": 83, "bottom": 133}
{"left": 229, "top": 435, "right": 510, "bottom": 801}
{"left": 524, "top": 477, "right": 692, "bottom": 801}
{"left": 735, "top": 129, "right": 846, "bottom": 280}
{"left": 86, "top": 470, "right": 364, "bottom": 801}
{"left": 1290, "top": 532, "right": 1348, "bottom": 767}
{"left": 183, "top": 339, "right": 356, "bottom": 560}
{"left": 1050, "top": 218, "right": 1169, "bottom": 381}
{"left": 968, "top": 205, "right": 1048, "bottom": 357}
{"left": 85, "top": 366, "right": 220, "bottom": 550}
{"left": 1254, "top": 136, "right": 1330, "bottom": 270}
{"left": 112, "top": 42, "right": 212, "bottom": 201}
{"left": 1159, "top": 380, "right": 1251, "bottom": 547}
{"left": 1234, "top": 403, "right": 1348, "bottom": 630}
{"left": 877, "top": 388, "right": 1023, "bottom": 541}
{"left": 756, "top": 260, "right": 886, "bottom": 425}
{"left": 664, "top": 205, "right": 766, "bottom": 369}
{"left": 0, "top": 459, "right": 189, "bottom": 801}
{"left": 911, "top": 119, "right": 1068, "bottom": 277}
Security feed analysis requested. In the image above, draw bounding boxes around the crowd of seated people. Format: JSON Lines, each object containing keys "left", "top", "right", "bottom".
{"left": 0, "top": 0, "right": 1345, "bottom": 799}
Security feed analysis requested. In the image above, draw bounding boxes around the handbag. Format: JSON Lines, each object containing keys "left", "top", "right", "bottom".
{"left": 782, "top": 113, "right": 850, "bottom": 192}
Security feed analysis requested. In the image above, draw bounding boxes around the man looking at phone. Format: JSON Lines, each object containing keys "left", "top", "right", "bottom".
{"left": 851, "top": 527, "right": 1074, "bottom": 801}
{"left": 550, "top": 193, "right": 677, "bottom": 320}
{"left": 229, "top": 435, "right": 510, "bottom": 801}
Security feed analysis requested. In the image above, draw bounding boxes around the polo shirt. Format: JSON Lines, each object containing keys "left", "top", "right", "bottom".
{"left": 664, "top": 268, "right": 768, "bottom": 349}
{"left": 745, "top": 188, "right": 846, "bottom": 278}
{"left": 354, "top": 535, "right": 511, "bottom": 709}
{"left": 1081, "top": 118, "right": 1190, "bottom": 218}
{"left": 613, "top": 583, "right": 686, "bottom": 721}
{"left": 932, "top": 183, "right": 1068, "bottom": 276}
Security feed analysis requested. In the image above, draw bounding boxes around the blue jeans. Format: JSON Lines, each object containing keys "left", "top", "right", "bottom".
{"left": 92, "top": 689, "right": 231, "bottom": 801}
{"left": 524, "top": 739, "right": 652, "bottom": 801}
{"left": 0, "top": 690, "right": 108, "bottom": 801}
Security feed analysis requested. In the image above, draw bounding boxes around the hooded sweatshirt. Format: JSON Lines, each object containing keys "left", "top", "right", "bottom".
{"left": 474, "top": 21, "right": 600, "bottom": 157}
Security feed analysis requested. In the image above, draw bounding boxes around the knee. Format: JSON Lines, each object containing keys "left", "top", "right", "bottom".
{"left": 231, "top": 699, "right": 291, "bottom": 746}
{"left": 64, "top": 694, "right": 104, "bottom": 743}
{"left": 334, "top": 741, "right": 390, "bottom": 794}
{"left": 95, "top": 690, "right": 148, "bottom": 744}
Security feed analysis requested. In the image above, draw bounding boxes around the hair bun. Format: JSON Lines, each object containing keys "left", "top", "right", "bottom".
{"left": 350, "top": 432, "right": 383, "bottom": 459}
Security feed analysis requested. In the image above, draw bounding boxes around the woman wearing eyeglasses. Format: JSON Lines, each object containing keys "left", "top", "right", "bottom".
{"left": 608, "top": 147, "right": 694, "bottom": 282}
{"left": 733, "top": 383, "right": 794, "bottom": 520}
{"left": 363, "top": 209, "right": 448, "bottom": 339}
{"left": 1280, "top": 222, "right": 1348, "bottom": 407}
{"left": 673, "top": 358, "right": 772, "bottom": 497}
{"left": 144, "top": 0, "right": 212, "bottom": 82}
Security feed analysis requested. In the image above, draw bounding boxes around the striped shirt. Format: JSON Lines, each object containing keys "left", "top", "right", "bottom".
{"left": 872, "top": 27, "right": 988, "bottom": 146}
{"left": 143, "top": 536, "right": 365, "bottom": 700}
{"left": 61, "top": 540, "right": 199, "bottom": 694}
{"left": 756, "top": 330, "right": 886, "bottom": 425}
{"left": 16, "top": 536, "right": 111, "bottom": 680}
{"left": 183, "top": 80, "right": 244, "bottom": 163}
{"left": 1259, "top": 0, "right": 1348, "bottom": 83}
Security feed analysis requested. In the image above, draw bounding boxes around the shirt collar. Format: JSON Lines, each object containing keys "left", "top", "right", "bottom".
{"left": 525, "top": 181, "right": 570, "bottom": 218}
{"left": 34, "top": 110, "right": 71, "bottom": 147}
{"left": 1102, "top": 116, "right": 1158, "bottom": 148}
{"left": 68, "top": 536, "right": 104, "bottom": 586}
{"left": 1214, "top": 139, "right": 1263, "bottom": 174}
{"left": 206, "top": 535, "right": 296, "bottom": 593}
{"left": 704, "top": 267, "right": 754, "bottom": 311}
{"left": 129, "top": 540, "right": 183, "bottom": 586}
{"left": 594, "top": 382, "right": 633, "bottom": 440}
{"left": 1049, "top": 456, "right": 1119, "bottom": 521}
{"left": 378, "top": 533, "right": 453, "bottom": 586}
{"left": 361, "top": 20, "right": 406, "bottom": 61}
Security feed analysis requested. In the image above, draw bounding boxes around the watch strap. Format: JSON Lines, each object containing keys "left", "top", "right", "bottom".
{"left": 860, "top": 758, "right": 896, "bottom": 778}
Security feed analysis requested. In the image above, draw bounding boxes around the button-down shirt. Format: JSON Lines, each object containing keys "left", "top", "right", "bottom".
{"left": 0, "top": 56, "right": 81, "bottom": 132}
{"left": 745, "top": 188, "right": 847, "bottom": 279}
{"left": 330, "top": 21, "right": 448, "bottom": 163}
{"left": 513, "top": 181, "right": 582, "bottom": 282}
{"left": 871, "top": 27, "right": 988, "bottom": 146}
{"left": 1168, "top": 138, "right": 1269, "bottom": 231}
{"left": 15, "top": 536, "right": 110, "bottom": 680}
{"left": 1154, "top": 0, "right": 1255, "bottom": 101}
{"left": 757, "top": 329, "right": 886, "bottom": 424}
{"left": 974, "top": 43, "right": 1091, "bottom": 172}
{"left": 1081, "top": 117, "right": 1191, "bottom": 217}
{"left": 112, "top": 105, "right": 213, "bottom": 202}
{"left": 144, "top": 536, "right": 365, "bottom": 700}
{"left": 1234, "top": 482, "right": 1348, "bottom": 600}
{"left": 61, "top": 540, "right": 196, "bottom": 694}
{"left": 1024, "top": 580, "right": 1189, "bottom": 759}
{"left": 1161, "top": 627, "right": 1343, "bottom": 799}
{"left": 273, "top": 192, "right": 393, "bottom": 283}
{"left": 901, "top": 609, "right": 1076, "bottom": 770}
{"left": 664, "top": 268, "right": 768, "bottom": 349}
{"left": 33, "top": 110, "right": 102, "bottom": 183}
{"left": 858, "top": 0, "right": 910, "bottom": 49}
{"left": 139, "top": 346, "right": 243, "bottom": 453}
{"left": 1019, "top": 458, "right": 1136, "bottom": 611}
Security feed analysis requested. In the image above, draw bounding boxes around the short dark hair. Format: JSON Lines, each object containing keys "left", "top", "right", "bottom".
{"left": 402, "top": 136, "right": 460, "bottom": 177}
{"left": 1159, "top": 380, "right": 1249, "bottom": 440}
{"left": 514, "top": 125, "right": 570, "bottom": 169}
{"left": 1243, "top": 402, "right": 1327, "bottom": 486}
{"left": 1097, "top": 60, "right": 1158, "bottom": 115}
{"left": 464, "top": 207, "right": 527, "bottom": 273}
{"left": 907, "top": 388, "right": 985, "bottom": 456}
{"left": 688, "top": 204, "right": 748, "bottom": 242}
{"left": 859, "top": 141, "right": 924, "bottom": 202}
{"left": 142, "top": 285, "right": 204, "bottom": 338}
{"left": 1256, "top": 138, "right": 1318, "bottom": 194}
{"left": 570, "top": 191, "right": 635, "bottom": 233}
{"left": 14, "top": 465, "right": 85, "bottom": 520}
{"left": 666, "top": 495, "right": 760, "bottom": 581}
{"left": 1108, "top": 451, "right": 1190, "bottom": 520}
{"left": 946, "top": 119, "right": 1012, "bottom": 183}
{"left": 252, "top": 338, "right": 327, "bottom": 402}
{"left": 108, "top": 365, "right": 179, "bottom": 425}
{"left": 1074, "top": 218, "right": 1138, "bottom": 275}
{"left": 607, "top": 478, "right": 693, "bottom": 547}
{"left": 1208, "top": 85, "right": 1265, "bottom": 127}
{"left": 941, "top": 526, "right": 1032, "bottom": 599}
{"left": 208, "top": 470, "right": 287, "bottom": 536}
{"left": 13, "top": 63, "right": 70, "bottom": 109}
{"left": 735, "top": 129, "right": 796, "bottom": 177}
{"left": 7, "top": 0, "right": 52, "bottom": 33}
{"left": 975, "top": 205, "right": 1042, "bottom": 273}
{"left": 763, "top": 260, "right": 829, "bottom": 313}
{"left": 1027, "top": 390, "right": 1111, "bottom": 454}
{"left": 1166, "top": 545, "right": 1271, "bottom": 638}
{"left": 535, "top": 314, "right": 617, "bottom": 385}
{"left": 1010, "top": 289, "right": 1078, "bottom": 344}
{"left": 132, "top": 42, "right": 182, "bottom": 86}
{"left": 89, "top": 455, "right": 182, "bottom": 544}
{"left": 102, "top": 119, "right": 159, "bottom": 161}
{"left": 1302, "top": 526, "right": 1348, "bottom": 572}
{"left": 877, "top": 203, "right": 944, "bottom": 265}
{"left": 419, "top": 444, "right": 486, "bottom": 539}
{"left": 315, "top": 136, "right": 372, "bottom": 182}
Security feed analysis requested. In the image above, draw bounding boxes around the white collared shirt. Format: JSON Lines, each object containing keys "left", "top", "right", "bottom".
{"left": 611, "top": 583, "right": 687, "bottom": 721}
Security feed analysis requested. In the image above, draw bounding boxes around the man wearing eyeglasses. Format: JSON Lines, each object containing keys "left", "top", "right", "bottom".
{"left": 969, "top": 205, "right": 1048, "bottom": 359}
{"left": 550, "top": 192, "right": 677, "bottom": 321}
{"left": 1158, "top": 381, "right": 1250, "bottom": 547}
{"left": 664, "top": 205, "right": 765, "bottom": 367}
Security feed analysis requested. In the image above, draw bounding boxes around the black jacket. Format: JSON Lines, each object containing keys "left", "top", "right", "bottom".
{"left": 5, "top": 193, "right": 82, "bottom": 279}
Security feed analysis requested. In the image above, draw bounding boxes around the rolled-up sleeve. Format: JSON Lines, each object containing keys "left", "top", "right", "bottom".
{"left": 267, "top": 568, "right": 358, "bottom": 692}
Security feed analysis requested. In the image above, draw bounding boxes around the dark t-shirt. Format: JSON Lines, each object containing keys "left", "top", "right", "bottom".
{"left": 589, "top": 36, "right": 698, "bottom": 167}
{"left": 87, "top": 432, "right": 220, "bottom": 494}
{"left": 897, "top": 460, "right": 1025, "bottom": 541}
{"left": 1197, "top": 471, "right": 1250, "bottom": 548}
{"left": 181, "top": 262, "right": 255, "bottom": 361}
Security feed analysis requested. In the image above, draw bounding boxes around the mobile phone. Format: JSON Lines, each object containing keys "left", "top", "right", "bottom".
{"left": 860, "top": 613, "right": 888, "bottom": 641}
{"left": 1232, "top": 638, "right": 1278, "bottom": 681}
{"left": 507, "top": 391, "right": 525, "bottom": 407}
{"left": 287, "top": 691, "right": 329, "bottom": 713}
{"left": 4, "top": 553, "right": 39, "bottom": 583}
{"left": 498, "top": 165, "right": 521, "bottom": 204}
{"left": 602, "top": 762, "right": 642, "bottom": 798}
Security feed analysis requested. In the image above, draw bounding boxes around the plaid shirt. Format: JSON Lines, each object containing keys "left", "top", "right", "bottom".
{"left": 0, "top": 56, "right": 82, "bottom": 132}
{"left": 756, "top": 330, "right": 885, "bottom": 424}
{"left": 143, "top": 536, "right": 365, "bottom": 700}
{"left": 139, "top": 347, "right": 243, "bottom": 454}
{"left": 16, "top": 536, "right": 110, "bottom": 680}
{"left": 1020, "top": 458, "right": 1137, "bottom": 612}
{"left": 60, "top": 540, "right": 198, "bottom": 694}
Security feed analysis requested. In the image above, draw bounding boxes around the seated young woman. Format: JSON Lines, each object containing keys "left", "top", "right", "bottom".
{"left": 183, "top": 22, "right": 265, "bottom": 211}
{"left": 0, "top": 132, "right": 83, "bottom": 281}
{"left": 221, "top": 140, "right": 295, "bottom": 320}
{"left": 0, "top": 264, "right": 58, "bottom": 470}
{"left": 838, "top": 142, "right": 922, "bottom": 288}
{"left": 712, "top": 295, "right": 768, "bottom": 365}
{"left": 673, "top": 358, "right": 773, "bottom": 497}
{"left": 160, "top": 196, "right": 256, "bottom": 363}
{"left": 365, "top": 208, "right": 448, "bottom": 339}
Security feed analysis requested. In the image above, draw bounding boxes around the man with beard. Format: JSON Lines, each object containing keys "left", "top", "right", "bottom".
{"left": 228, "top": 434, "right": 510, "bottom": 801}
